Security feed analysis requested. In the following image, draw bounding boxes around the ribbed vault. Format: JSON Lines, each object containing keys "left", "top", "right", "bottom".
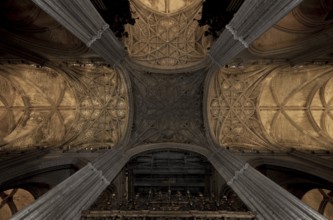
{"left": 207, "top": 64, "right": 333, "bottom": 152}
{"left": 0, "top": 64, "right": 130, "bottom": 151}
{"left": 1, "top": 0, "right": 333, "bottom": 219}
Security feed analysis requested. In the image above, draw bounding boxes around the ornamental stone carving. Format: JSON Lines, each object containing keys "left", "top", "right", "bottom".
{"left": 207, "top": 65, "right": 275, "bottom": 151}
{"left": 207, "top": 64, "right": 333, "bottom": 151}
{"left": 259, "top": 65, "right": 333, "bottom": 150}
{"left": 0, "top": 64, "right": 129, "bottom": 151}
{"left": 124, "top": 0, "right": 210, "bottom": 69}
{"left": 0, "top": 64, "right": 76, "bottom": 150}
{"left": 130, "top": 69, "right": 207, "bottom": 146}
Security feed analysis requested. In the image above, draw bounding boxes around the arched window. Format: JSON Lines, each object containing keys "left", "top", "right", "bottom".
{"left": 302, "top": 188, "right": 333, "bottom": 219}
{"left": 0, "top": 188, "right": 35, "bottom": 220}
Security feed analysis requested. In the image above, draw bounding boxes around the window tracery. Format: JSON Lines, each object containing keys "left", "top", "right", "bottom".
{"left": 0, "top": 188, "right": 35, "bottom": 220}
{"left": 302, "top": 188, "right": 333, "bottom": 219}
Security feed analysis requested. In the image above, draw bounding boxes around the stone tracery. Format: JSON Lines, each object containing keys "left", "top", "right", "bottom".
{"left": 0, "top": 65, "right": 76, "bottom": 150}
{"left": 207, "top": 65, "right": 276, "bottom": 150}
{"left": 124, "top": 0, "right": 210, "bottom": 69}
{"left": 1, "top": 0, "right": 332, "bottom": 220}
{"left": 130, "top": 69, "right": 206, "bottom": 146}
{"left": 208, "top": 65, "right": 333, "bottom": 151}
{"left": 259, "top": 65, "right": 333, "bottom": 150}
{"left": 67, "top": 65, "right": 129, "bottom": 149}
{"left": 0, "top": 64, "right": 129, "bottom": 151}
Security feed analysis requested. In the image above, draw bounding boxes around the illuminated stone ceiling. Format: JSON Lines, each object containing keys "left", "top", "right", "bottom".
{"left": 0, "top": 0, "right": 333, "bottom": 153}
{"left": 207, "top": 64, "right": 333, "bottom": 151}
{"left": 0, "top": 64, "right": 129, "bottom": 151}
{"left": 124, "top": 0, "right": 210, "bottom": 69}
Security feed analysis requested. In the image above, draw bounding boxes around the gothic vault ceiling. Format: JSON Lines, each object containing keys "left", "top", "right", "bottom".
{"left": 0, "top": 0, "right": 333, "bottom": 153}
{"left": 0, "top": 64, "right": 129, "bottom": 151}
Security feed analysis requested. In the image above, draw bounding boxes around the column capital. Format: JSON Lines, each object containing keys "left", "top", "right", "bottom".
{"left": 227, "top": 163, "right": 249, "bottom": 185}
{"left": 86, "top": 23, "right": 110, "bottom": 47}
{"left": 10, "top": 150, "right": 129, "bottom": 220}
{"left": 87, "top": 162, "right": 110, "bottom": 185}
{"left": 210, "top": 149, "right": 326, "bottom": 220}
{"left": 225, "top": 25, "right": 249, "bottom": 48}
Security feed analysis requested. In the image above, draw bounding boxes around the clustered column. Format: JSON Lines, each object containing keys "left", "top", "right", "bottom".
{"left": 31, "top": 0, "right": 126, "bottom": 65}
{"left": 209, "top": 149, "right": 327, "bottom": 220}
{"left": 10, "top": 149, "right": 129, "bottom": 220}
{"left": 208, "top": 0, "right": 302, "bottom": 68}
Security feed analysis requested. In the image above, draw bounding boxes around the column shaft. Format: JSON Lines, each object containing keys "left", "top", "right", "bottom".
{"left": 208, "top": 0, "right": 302, "bottom": 67}
{"left": 209, "top": 149, "right": 327, "bottom": 220}
{"left": 31, "top": 0, "right": 126, "bottom": 65}
{"left": 10, "top": 150, "right": 129, "bottom": 220}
